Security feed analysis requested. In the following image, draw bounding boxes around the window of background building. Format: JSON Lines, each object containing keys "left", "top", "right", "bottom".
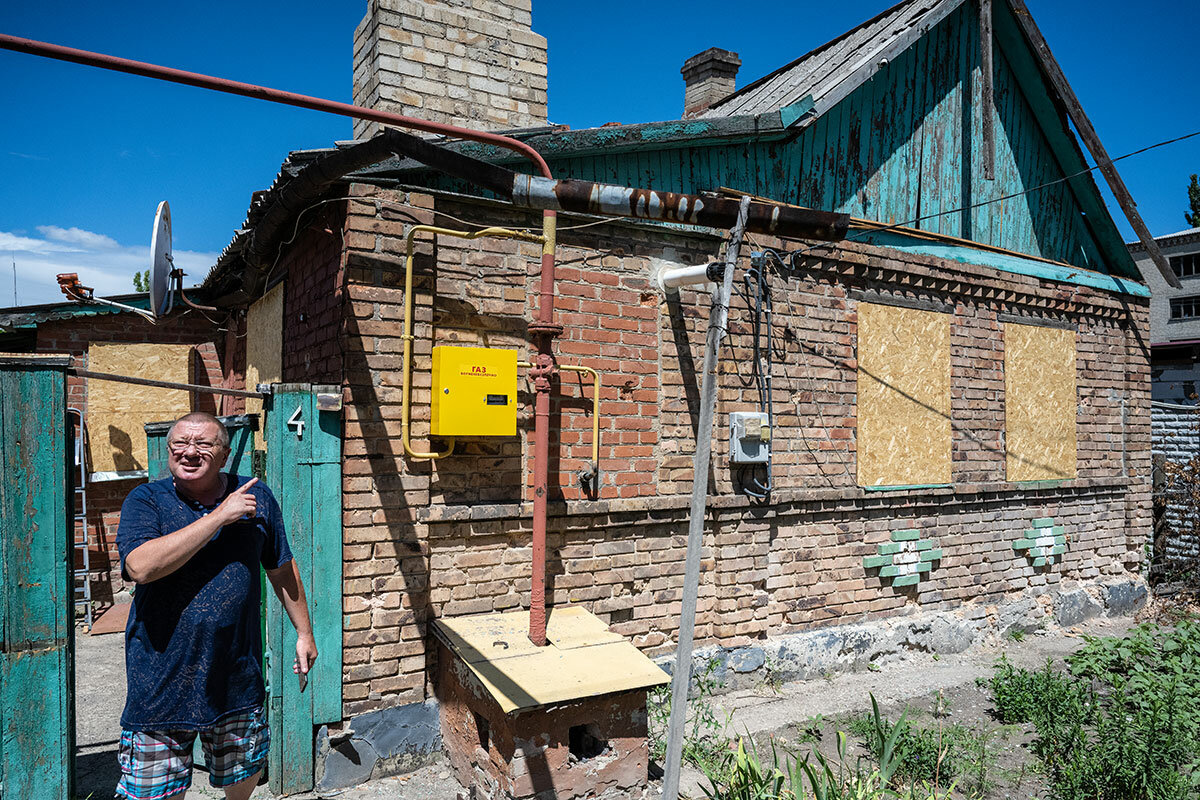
{"left": 1170, "top": 252, "right": 1200, "bottom": 278}
{"left": 1170, "top": 295, "right": 1200, "bottom": 319}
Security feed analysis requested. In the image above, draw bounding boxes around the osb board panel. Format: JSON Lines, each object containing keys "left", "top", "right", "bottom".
{"left": 434, "top": 608, "right": 668, "bottom": 713}
{"left": 246, "top": 282, "right": 284, "bottom": 426}
{"left": 88, "top": 343, "right": 193, "bottom": 471}
{"left": 1005, "top": 323, "right": 1077, "bottom": 481}
{"left": 857, "top": 302, "right": 951, "bottom": 487}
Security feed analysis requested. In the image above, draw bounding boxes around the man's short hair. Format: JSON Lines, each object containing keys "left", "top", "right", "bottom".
{"left": 167, "top": 412, "right": 230, "bottom": 449}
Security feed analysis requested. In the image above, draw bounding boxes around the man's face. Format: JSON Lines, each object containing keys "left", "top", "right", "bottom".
{"left": 166, "top": 420, "right": 230, "bottom": 485}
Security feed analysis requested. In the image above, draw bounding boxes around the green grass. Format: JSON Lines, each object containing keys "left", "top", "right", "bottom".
{"left": 987, "top": 619, "right": 1200, "bottom": 800}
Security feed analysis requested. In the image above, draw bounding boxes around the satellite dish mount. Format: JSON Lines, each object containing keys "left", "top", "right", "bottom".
{"left": 57, "top": 200, "right": 217, "bottom": 321}
{"left": 151, "top": 200, "right": 218, "bottom": 316}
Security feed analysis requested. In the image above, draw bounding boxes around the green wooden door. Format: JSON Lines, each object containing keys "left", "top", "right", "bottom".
{"left": 264, "top": 385, "right": 343, "bottom": 794}
{"left": 0, "top": 355, "right": 74, "bottom": 800}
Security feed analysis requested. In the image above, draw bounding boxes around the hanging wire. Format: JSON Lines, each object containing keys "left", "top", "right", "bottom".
{"left": 736, "top": 253, "right": 774, "bottom": 500}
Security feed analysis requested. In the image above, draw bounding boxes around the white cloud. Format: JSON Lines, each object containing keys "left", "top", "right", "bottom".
{"left": 37, "top": 225, "right": 120, "bottom": 250}
{"left": 0, "top": 226, "right": 220, "bottom": 308}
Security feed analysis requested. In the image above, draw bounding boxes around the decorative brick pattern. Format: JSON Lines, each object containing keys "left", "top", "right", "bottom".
{"left": 862, "top": 529, "right": 942, "bottom": 587}
{"left": 1013, "top": 517, "right": 1068, "bottom": 568}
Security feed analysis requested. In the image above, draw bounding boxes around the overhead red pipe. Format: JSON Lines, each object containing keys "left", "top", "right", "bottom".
{"left": 0, "top": 34, "right": 553, "bottom": 179}
{"left": 0, "top": 32, "right": 560, "bottom": 646}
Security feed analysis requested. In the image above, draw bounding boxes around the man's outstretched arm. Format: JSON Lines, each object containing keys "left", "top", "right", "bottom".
{"left": 265, "top": 559, "right": 318, "bottom": 674}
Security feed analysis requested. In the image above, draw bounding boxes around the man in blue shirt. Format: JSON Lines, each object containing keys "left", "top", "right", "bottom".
{"left": 116, "top": 411, "right": 318, "bottom": 800}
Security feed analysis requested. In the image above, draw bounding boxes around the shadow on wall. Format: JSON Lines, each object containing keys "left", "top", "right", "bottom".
{"left": 107, "top": 426, "right": 137, "bottom": 472}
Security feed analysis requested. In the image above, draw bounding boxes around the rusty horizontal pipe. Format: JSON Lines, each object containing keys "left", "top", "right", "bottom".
{"left": 0, "top": 33, "right": 554, "bottom": 180}
{"left": 0, "top": 31, "right": 568, "bottom": 648}
{"left": 512, "top": 175, "right": 849, "bottom": 240}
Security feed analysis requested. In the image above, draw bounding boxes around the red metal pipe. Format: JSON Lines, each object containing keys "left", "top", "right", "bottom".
{"left": 0, "top": 32, "right": 561, "bottom": 645}
{"left": 0, "top": 34, "right": 554, "bottom": 179}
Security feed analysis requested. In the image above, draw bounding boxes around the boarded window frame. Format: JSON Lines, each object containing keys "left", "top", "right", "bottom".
{"left": 856, "top": 301, "right": 952, "bottom": 488}
{"left": 1004, "top": 321, "right": 1077, "bottom": 482}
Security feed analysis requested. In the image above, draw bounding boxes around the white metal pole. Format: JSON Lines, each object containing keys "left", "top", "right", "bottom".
{"left": 661, "top": 196, "right": 750, "bottom": 799}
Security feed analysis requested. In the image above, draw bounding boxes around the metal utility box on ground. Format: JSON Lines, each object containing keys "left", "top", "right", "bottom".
{"left": 433, "top": 608, "right": 668, "bottom": 800}
{"left": 431, "top": 346, "right": 518, "bottom": 437}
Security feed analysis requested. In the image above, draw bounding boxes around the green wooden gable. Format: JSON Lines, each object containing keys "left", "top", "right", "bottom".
{"left": 360, "top": 0, "right": 1138, "bottom": 284}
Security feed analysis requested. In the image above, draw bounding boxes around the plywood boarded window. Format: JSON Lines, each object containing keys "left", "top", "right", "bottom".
{"left": 1005, "top": 323, "right": 1076, "bottom": 481}
{"left": 87, "top": 343, "right": 194, "bottom": 472}
{"left": 246, "top": 281, "right": 284, "bottom": 425}
{"left": 857, "top": 302, "right": 951, "bottom": 487}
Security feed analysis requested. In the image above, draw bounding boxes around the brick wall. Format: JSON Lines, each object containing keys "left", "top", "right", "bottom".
{"left": 311, "top": 186, "right": 1150, "bottom": 718}
{"left": 34, "top": 311, "right": 225, "bottom": 600}
{"left": 351, "top": 0, "right": 548, "bottom": 139}
{"left": 281, "top": 203, "right": 348, "bottom": 385}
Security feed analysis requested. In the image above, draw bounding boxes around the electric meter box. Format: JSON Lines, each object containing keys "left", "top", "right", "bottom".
{"left": 730, "top": 411, "right": 771, "bottom": 464}
{"left": 431, "top": 346, "right": 518, "bottom": 437}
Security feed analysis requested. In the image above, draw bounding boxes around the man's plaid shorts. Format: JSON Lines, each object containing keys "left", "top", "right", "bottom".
{"left": 116, "top": 706, "right": 270, "bottom": 800}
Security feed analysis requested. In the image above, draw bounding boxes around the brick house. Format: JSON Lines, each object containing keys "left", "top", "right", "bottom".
{"left": 199, "top": 0, "right": 1159, "bottom": 789}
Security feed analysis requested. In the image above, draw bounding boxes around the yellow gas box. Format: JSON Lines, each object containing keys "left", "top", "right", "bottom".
{"left": 431, "top": 346, "right": 518, "bottom": 436}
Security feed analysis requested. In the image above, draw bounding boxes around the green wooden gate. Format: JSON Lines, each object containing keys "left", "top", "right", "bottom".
{"left": 264, "top": 385, "right": 343, "bottom": 794}
{"left": 0, "top": 355, "right": 74, "bottom": 800}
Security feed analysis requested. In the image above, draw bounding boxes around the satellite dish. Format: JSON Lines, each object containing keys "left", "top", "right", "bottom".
{"left": 150, "top": 200, "right": 175, "bottom": 318}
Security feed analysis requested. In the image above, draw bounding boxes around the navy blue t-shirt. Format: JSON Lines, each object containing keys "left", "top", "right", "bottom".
{"left": 116, "top": 474, "right": 293, "bottom": 731}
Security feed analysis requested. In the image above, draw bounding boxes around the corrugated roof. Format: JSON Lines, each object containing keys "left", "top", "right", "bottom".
{"left": 205, "top": 147, "right": 333, "bottom": 291}
{"left": 700, "top": 0, "right": 963, "bottom": 122}
{"left": 1128, "top": 227, "right": 1200, "bottom": 252}
{"left": 0, "top": 294, "right": 151, "bottom": 331}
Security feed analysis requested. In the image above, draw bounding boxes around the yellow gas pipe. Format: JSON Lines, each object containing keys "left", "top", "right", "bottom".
{"left": 401, "top": 225, "right": 545, "bottom": 460}
{"left": 517, "top": 361, "right": 601, "bottom": 475}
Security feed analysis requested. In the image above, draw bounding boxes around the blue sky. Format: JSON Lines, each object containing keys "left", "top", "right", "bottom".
{"left": 1, "top": 1, "right": 1197, "bottom": 306}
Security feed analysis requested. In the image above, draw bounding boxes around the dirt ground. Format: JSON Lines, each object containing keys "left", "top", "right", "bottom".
{"left": 75, "top": 615, "right": 1137, "bottom": 799}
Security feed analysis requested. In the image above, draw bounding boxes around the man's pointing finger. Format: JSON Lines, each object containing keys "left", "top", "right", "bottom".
{"left": 238, "top": 477, "right": 259, "bottom": 493}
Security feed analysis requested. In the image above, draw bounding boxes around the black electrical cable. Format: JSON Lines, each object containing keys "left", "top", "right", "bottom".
{"left": 738, "top": 255, "right": 774, "bottom": 500}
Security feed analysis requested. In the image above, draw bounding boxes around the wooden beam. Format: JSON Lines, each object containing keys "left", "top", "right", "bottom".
{"left": 979, "top": 0, "right": 995, "bottom": 180}
{"left": 1006, "top": 0, "right": 1181, "bottom": 289}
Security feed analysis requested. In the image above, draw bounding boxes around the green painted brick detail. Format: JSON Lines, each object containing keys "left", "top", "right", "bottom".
{"left": 1032, "top": 518, "right": 1054, "bottom": 528}
{"left": 877, "top": 542, "right": 902, "bottom": 555}
{"left": 1051, "top": 526, "right": 1065, "bottom": 536}
{"left": 915, "top": 539, "right": 935, "bottom": 551}
{"left": 892, "top": 574, "right": 921, "bottom": 587}
{"left": 1013, "top": 539, "right": 1036, "bottom": 550}
{"left": 914, "top": 561, "right": 932, "bottom": 573}
{"left": 1051, "top": 545, "right": 1066, "bottom": 556}
{"left": 1024, "top": 529, "right": 1040, "bottom": 538}
{"left": 1053, "top": 535, "right": 1066, "bottom": 546}
{"left": 920, "top": 549, "right": 943, "bottom": 562}
{"left": 863, "top": 555, "right": 892, "bottom": 569}
{"left": 879, "top": 565, "right": 901, "bottom": 578}
{"left": 1032, "top": 557, "right": 1048, "bottom": 567}
{"left": 891, "top": 529, "right": 920, "bottom": 542}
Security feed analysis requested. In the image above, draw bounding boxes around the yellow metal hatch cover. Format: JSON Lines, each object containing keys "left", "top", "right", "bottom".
{"left": 432, "top": 607, "right": 669, "bottom": 714}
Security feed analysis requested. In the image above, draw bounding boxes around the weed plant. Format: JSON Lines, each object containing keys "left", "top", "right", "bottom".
{"left": 700, "top": 696, "right": 955, "bottom": 800}
{"left": 987, "top": 620, "right": 1200, "bottom": 800}
{"left": 845, "top": 709, "right": 996, "bottom": 796}
{"left": 648, "top": 656, "right": 734, "bottom": 780}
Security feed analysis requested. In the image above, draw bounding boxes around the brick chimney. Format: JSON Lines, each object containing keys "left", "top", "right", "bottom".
{"left": 681, "top": 48, "right": 741, "bottom": 118}
{"left": 352, "top": 0, "right": 549, "bottom": 138}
